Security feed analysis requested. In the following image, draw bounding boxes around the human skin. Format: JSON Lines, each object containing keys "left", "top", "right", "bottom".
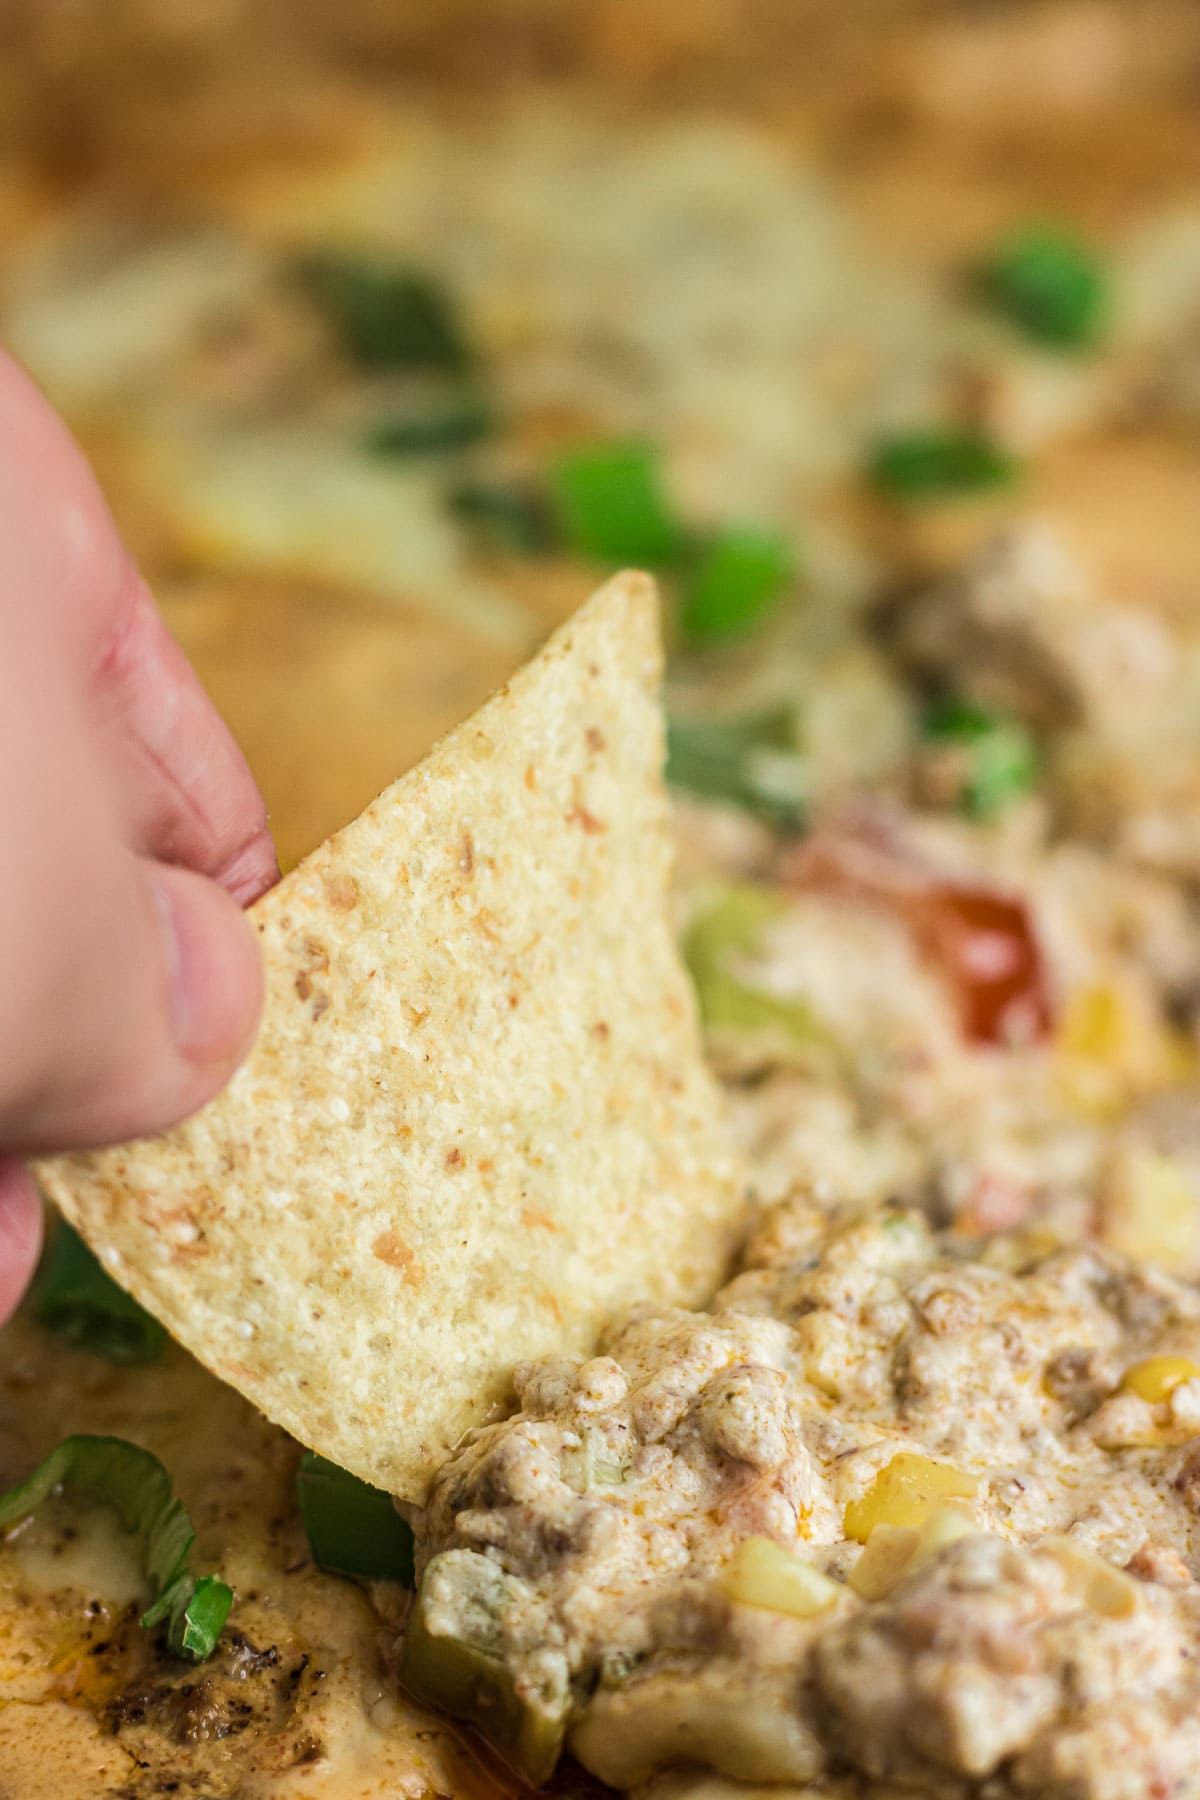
{"left": 0, "top": 352, "right": 277, "bottom": 1323}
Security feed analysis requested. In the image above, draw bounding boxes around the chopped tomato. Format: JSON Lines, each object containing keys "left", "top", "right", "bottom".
{"left": 780, "top": 828, "right": 1052, "bottom": 1047}
{"left": 913, "top": 881, "right": 1053, "bottom": 1045}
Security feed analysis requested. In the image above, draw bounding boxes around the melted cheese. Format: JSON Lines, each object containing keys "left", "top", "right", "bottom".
{"left": 0, "top": 1316, "right": 476, "bottom": 1798}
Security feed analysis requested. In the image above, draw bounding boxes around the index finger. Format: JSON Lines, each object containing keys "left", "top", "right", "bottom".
{"left": 0, "top": 351, "right": 278, "bottom": 904}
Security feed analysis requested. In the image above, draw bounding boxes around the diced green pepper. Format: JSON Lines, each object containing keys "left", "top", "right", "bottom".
{"left": 447, "top": 479, "right": 559, "bottom": 553}
{"left": 30, "top": 1222, "right": 166, "bottom": 1363}
{"left": 923, "top": 697, "right": 1038, "bottom": 818}
{"left": 980, "top": 226, "right": 1106, "bottom": 349}
{"left": 402, "top": 1553, "right": 567, "bottom": 1785}
{"left": 869, "top": 430, "right": 1016, "bottom": 501}
{"left": 364, "top": 394, "right": 494, "bottom": 457}
{"left": 666, "top": 705, "right": 807, "bottom": 834}
{"left": 296, "top": 1451, "right": 414, "bottom": 1584}
{"left": 0, "top": 1436, "right": 231, "bottom": 1662}
{"left": 679, "top": 526, "right": 794, "bottom": 644}
{"left": 143, "top": 1572, "right": 233, "bottom": 1661}
{"left": 560, "top": 1429, "right": 626, "bottom": 1494}
{"left": 549, "top": 442, "right": 683, "bottom": 566}
{"left": 683, "top": 885, "right": 821, "bottom": 1044}
{"left": 298, "top": 255, "right": 475, "bottom": 371}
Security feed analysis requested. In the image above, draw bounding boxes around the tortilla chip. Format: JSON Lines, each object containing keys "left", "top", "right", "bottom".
{"left": 37, "top": 573, "right": 744, "bottom": 1497}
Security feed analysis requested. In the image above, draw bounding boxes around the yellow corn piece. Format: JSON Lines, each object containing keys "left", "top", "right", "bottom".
{"left": 1042, "top": 1538, "right": 1139, "bottom": 1619}
{"left": 843, "top": 1453, "right": 978, "bottom": 1543}
{"left": 1101, "top": 1149, "right": 1200, "bottom": 1272}
{"left": 847, "top": 1523, "right": 919, "bottom": 1600}
{"left": 720, "top": 1536, "right": 840, "bottom": 1619}
{"left": 1059, "top": 984, "right": 1131, "bottom": 1062}
{"left": 981, "top": 1222, "right": 1063, "bottom": 1273}
{"left": 1120, "top": 1356, "right": 1200, "bottom": 1405}
{"left": 911, "top": 1504, "right": 976, "bottom": 1566}
{"left": 1056, "top": 983, "right": 1179, "bottom": 1116}
{"left": 848, "top": 1505, "right": 975, "bottom": 1602}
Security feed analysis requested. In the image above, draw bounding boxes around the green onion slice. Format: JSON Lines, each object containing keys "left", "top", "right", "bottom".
{"left": 680, "top": 526, "right": 794, "bottom": 644}
{"left": 403, "top": 1552, "right": 566, "bottom": 1784}
{"left": 666, "top": 704, "right": 807, "bottom": 834}
{"left": 296, "top": 1452, "right": 414, "bottom": 1585}
{"left": 447, "top": 479, "right": 559, "bottom": 554}
{"left": 683, "top": 885, "right": 822, "bottom": 1045}
{"left": 923, "top": 697, "right": 1038, "bottom": 818}
{"left": 297, "top": 255, "right": 475, "bottom": 372}
{"left": 31, "top": 1222, "right": 166, "bottom": 1362}
{"left": 980, "top": 226, "right": 1105, "bottom": 349}
{"left": 869, "top": 430, "right": 1016, "bottom": 501}
{"left": 0, "top": 1436, "right": 231, "bottom": 1661}
{"left": 364, "top": 393, "right": 495, "bottom": 457}
{"left": 549, "top": 441, "right": 683, "bottom": 566}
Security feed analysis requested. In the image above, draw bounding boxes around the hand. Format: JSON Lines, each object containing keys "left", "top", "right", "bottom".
{"left": 0, "top": 353, "right": 278, "bottom": 1323}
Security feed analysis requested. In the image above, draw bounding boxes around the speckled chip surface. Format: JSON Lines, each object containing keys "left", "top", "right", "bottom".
{"left": 37, "top": 574, "right": 744, "bottom": 1498}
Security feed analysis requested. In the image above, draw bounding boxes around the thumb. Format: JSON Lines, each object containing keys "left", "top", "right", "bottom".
{"left": 0, "top": 855, "right": 264, "bottom": 1158}
{"left": 0, "top": 593, "right": 265, "bottom": 1159}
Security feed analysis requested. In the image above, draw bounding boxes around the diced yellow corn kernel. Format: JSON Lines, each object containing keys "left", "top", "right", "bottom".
{"left": 1042, "top": 1539, "right": 1139, "bottom": 1619}
{"left": 720, "top": 1536, "right": 840, "bottom": 1619}
{"left": 847, "top": 1506, "right": 976, "bottom": 1602}
{"left": 1058, "top": 984, "right": 1132, "bottom": 1064}
{"left": 981, "top": 1222, "right": 1064, "bottom": 1273}
{"left": 847, "top": 1524, "right": 919, "bottom": 1600}
{"left": 1056, "top": 983, "right": 1178, "bottom": 1116}
{"left": 1120, "top": 1356, "right": 1200, "bottom": 1405}
{"left": 843, "top": 1454, "right": 978, "bottom": 1543}
{"left": 911, "top": 1504, "right": 976, "bottom": 1567}
{"left": 1101, "top": 1149, "right": 1200, "bottom": 1271}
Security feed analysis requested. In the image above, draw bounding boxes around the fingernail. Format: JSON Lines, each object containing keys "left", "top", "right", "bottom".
{"left": 151, "top": 869, "right": 262, "bottom": 1065}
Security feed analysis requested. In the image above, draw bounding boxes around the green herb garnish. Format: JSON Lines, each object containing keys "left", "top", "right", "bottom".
{"left": 922, "top": 697, "right": 1038, "bottom": 818}
{"left": 683, "top": 886, "right": 821, "bottom": 1044}
{"left": 31, "top": 1222, "right": 166, "bottom": 1362}
{"left": 447, "top": 479, "right": 559, "bottom": 554}
{"left": 549, "top": 442, "right": 683, "bottom": 566}
{"left": 297, "top": 1452, "right": 414, "bottom": 1584}
{"left": 299, "top": 255, "right": 475, "bottom": 372}
{"left": 364, "top": 394, "right": 495, "bottom": 457}
{"left": 870, "top": 430, "right": 1016, "bottom": 501}
{"left": 0, "top": 1436, "right": 231, "bottom": 1661}
{"left": 403, "top": 1552, "right": 567, "bottom": 1784}
{"left": 980, "top": 226, "right": 1105, "bottom": 349}
{"left": 666, "top": 704, "right": 807, "bottom": 834}
{"left": 680, "top": 526, "right": 794, "bottom": 644}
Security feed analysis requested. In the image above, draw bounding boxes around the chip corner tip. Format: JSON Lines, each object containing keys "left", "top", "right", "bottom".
{"left": 604, "top": 566, "right": 660, "bottom": 616}
{"left": 582, "top": 569, "right": 664, "bottom": 676}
